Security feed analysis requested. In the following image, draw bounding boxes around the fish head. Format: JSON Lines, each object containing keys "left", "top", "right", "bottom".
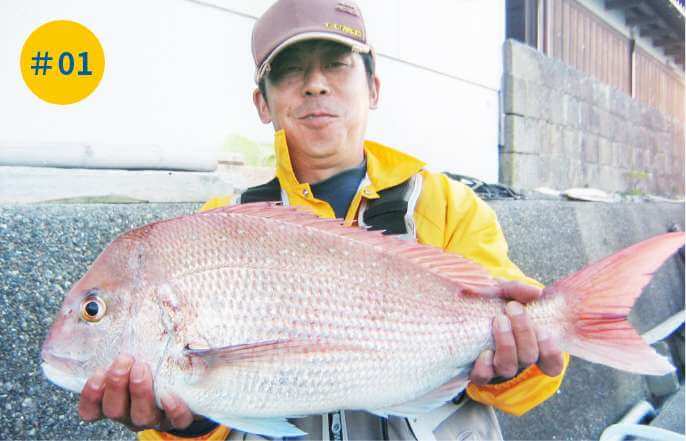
{"left": 41, "top": 236, "right": 148, "bottom": 393}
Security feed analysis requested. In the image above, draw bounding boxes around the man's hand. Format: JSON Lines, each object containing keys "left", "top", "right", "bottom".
{"left": 466, "top": 281, "right": 564, "bottom": 385}
{"left": 78, "top": 354, "right": 195, "bottom": 432}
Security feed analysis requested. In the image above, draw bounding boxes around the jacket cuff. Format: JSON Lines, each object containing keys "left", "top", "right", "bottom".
{"left": 168, "top": 419, "right": 219, "bottom": 438}
{"left": 138, "top": 420, "right": 229, "bottom": 441}
{"left": 466, "top": 352, "right": 570, "bottom": 416}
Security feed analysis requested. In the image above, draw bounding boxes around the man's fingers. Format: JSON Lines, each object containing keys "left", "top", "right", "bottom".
{"left": 506, "top": 301, "right": 539, "bottom": 367}
{"left": 470, "top": 350, "right": 495, "bottom": 385}
{"left": 536, "top": 327, "right": 565, "bottom": 377}
{"left": 497, "top": 281, "right": 542, "bottom": 303}
{"left": 464, "top": 280, "right": 542, "bottom": 304}
{"left": 492, "top": 315, "right": 518, "bottom": 378}
{"left": 102, "top": 354, "right": 134, "bottom": 421}
{"left": 78, "top": 369, "right": 106, "bottom": 422}
{"left": 161, "top": 394, "right": 194, "bottom": 430}
{"left": 129, "top": 362, "right": 163, "bottom": 428}
{"left": 462, "top": 285, "right": 501, "bottom": 298}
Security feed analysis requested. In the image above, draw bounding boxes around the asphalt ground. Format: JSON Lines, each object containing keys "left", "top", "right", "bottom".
{"left": 0, "top": 201, "right": 683, "bottom": 440}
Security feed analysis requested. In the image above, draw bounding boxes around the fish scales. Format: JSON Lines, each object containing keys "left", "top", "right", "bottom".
{"left": 144, "top": 211, "right": 497, "bottom": 415}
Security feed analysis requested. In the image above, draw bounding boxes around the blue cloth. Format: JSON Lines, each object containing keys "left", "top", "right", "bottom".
{"left": 310, "top": 160, "right": 366, "bottom": 219}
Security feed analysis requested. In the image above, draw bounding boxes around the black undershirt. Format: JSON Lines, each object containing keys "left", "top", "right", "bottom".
{"left": 310, "top": 160, "right": 367, "bottom": 219}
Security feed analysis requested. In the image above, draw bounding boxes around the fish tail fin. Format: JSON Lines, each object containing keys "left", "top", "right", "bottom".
{"left": 555, "top": 232, "right": 684, "bottom": 375}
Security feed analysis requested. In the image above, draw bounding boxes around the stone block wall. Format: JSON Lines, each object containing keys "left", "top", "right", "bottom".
{"left": 501, "top": 39, "right": 685, "bottom": 197}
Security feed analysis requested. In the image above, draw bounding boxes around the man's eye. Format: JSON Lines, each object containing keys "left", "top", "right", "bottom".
{"left": 326, "top": 61, "right": 347, "bottom": 68}
{"left": 283, "top": 65, "right": 302, "bottom": 73}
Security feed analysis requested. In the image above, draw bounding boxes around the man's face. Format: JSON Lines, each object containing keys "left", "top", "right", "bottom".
{"left": 253, "top": 40, "right": 380, "bottom": 164}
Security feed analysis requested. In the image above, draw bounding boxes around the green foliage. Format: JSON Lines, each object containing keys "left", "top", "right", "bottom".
{"left": 222, "top": 134, "right": 275, "bottom": 167}
{"left": 625, "top": 170, "right": 649, "bottom": 181}
{"left": 623, "top": 169, "right": 650, "bottom": 197}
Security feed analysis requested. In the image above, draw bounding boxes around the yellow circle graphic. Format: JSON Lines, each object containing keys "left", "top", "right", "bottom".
{"left": 20, "top": 20, "right": 105, "bottom": 105}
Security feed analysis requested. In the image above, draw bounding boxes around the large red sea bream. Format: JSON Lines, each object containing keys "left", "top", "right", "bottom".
{"left": 41, "top": 203, "right": 685, "bottom": 437}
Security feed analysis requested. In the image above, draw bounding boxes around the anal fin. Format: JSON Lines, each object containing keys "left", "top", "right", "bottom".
{"left": 368, "top": 368, "right": 470, "bottom": 418}
{"left": 205, "top": 414, "right": 307, "bottom": 438}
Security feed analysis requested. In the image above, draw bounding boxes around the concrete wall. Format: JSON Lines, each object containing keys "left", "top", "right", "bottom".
{"left": 0, "top": 0, "right": 505, "bottom": 182}
{"left": 1, "top": 201, "right": 683, "bottom": 440}
{"left": 501, "top": 39, "right": 685, "bottom": 197}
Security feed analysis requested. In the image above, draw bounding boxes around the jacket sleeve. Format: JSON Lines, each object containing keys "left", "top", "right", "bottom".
{"left": 198, "top": 196, "right": 234, "bottom": 212}
{"left": 137, "top": 196, "right": 234, "bottom": 441}
{"left": 440, "top": 176, "right": 569, "bottom": 416}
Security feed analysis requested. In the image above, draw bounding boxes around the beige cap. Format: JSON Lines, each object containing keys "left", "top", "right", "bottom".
{"left": 252, "top": 0, "right": 374, "bottom": 83}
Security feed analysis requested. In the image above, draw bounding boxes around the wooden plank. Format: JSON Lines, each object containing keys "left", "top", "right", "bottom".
{"left": 581, "top": 12, "right": 588, "bottom": 73}
{"left": 651, "top": 61, "right": 656, "bottom": 108}
{"left": 585, "top": 13, "right": 591, "bottom": 76}
{"left": 607, "top": 38, "right": 617, "bottom": 87}
{"left": 575, "top": 4, "right": 582, "bottom": 70}
{"left": 591, "top": 20, "right": 598, "bottom": 81}
{"left": 636, "top": 50, "right": 642, "bottom": 101}
{"left": 600, "top": 22, "right": 607, "bottom": 83}
{"left": 562, "top": 0, "right": 572, "bottom": 65}
{"left": 651, "top": 56, "right": 657, "bottom": 108}
{"left": 570, "top": 3, "right": 577, "bottom": 68}
{"left": 629, "top": 41, "right": 636, "bottom": 98}
{"left": 620, "top": 38, "right": 625, "bottom": 93}
{"left": 646, "top": 56, "right": 652, "bottom": 107}
{"left": 615, "top": 39, "right": 626, "bottom": 91}
{"left": 555, "top": 0, "right": 562, "bottom": 58}
{"left": 680, "top": 82, "right": 685, "bottom": 122}
{"left": 624, "top": 39, "right": 631, "bottom": 93}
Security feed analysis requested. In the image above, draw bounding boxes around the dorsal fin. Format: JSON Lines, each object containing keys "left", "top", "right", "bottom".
{"left": 203, "top": 202, "right": 496, "bottom": 291}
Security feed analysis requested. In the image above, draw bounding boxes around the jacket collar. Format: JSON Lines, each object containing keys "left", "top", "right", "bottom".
{"left": 273, "top": 129, "right": 425, "bottom": 197}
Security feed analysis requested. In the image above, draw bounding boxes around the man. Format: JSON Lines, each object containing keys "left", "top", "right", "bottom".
{"left": 78, "top": 0, "right": 568, "bottom": 439}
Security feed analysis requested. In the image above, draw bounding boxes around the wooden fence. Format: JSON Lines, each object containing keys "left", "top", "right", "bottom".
{"left": 540, "top": 0, "right": 684, "bottom": 122}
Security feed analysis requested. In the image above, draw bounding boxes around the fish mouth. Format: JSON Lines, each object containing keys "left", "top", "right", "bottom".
{"left": 41, "top": 362, "right": 87, "bottom": 394}
{"left": 40, "top": 349, "right": 88, "bottom": 393}
{"left": 41, "top": 348, "right": 86, "bottom": 371}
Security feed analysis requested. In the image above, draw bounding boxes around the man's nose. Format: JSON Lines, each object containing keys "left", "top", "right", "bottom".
{"left": 302, "top": 67, "right": 330, "bottom": 96}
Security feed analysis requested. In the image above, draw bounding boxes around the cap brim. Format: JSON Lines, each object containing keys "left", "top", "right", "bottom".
{"left": 255, "top": 32, "right": 372, "bottom": 83}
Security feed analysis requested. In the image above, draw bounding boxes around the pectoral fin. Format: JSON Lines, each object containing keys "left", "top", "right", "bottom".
{"left": 183, "top": 339, "right": 305, "bottom": 366}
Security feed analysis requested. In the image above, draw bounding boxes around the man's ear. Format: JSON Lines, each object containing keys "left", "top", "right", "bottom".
{"left": 253, "top": 88, "right": 272, "bottom": 124}
{"left": 369, "top": 75, "right": 380, "bottom": 110}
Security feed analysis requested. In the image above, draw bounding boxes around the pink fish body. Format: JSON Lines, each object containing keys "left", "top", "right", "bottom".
{"left": 41, "top": 203, "right": 684, "bottom": 437}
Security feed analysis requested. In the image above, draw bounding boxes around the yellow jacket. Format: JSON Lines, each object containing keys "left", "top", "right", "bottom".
{"left": 140, "top": 130, "right": 568, "bottom": 440}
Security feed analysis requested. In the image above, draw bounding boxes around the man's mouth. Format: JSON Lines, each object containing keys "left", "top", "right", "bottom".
{"left": 297, "top": 112, "right": 338, "bottom": 128}
{"left": 299, "top": 112, "right": 337, "bottom": 120}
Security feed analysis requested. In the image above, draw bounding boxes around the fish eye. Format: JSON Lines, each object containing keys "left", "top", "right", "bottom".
{"left": 80, "top": 295, "right": 106, "bottom": 322}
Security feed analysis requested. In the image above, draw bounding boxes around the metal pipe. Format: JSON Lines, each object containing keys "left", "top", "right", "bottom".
{"left": 600, "top": 423, "right": 683, "bottom": 441}
{"left": 642, "top": 310, "right": 685, "bottom": 345}
{"left": 599, "top": 401, "right": 655, "bottom": 441}
{"left": 617, "top": 400, "right": 655, "bottom": 424}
